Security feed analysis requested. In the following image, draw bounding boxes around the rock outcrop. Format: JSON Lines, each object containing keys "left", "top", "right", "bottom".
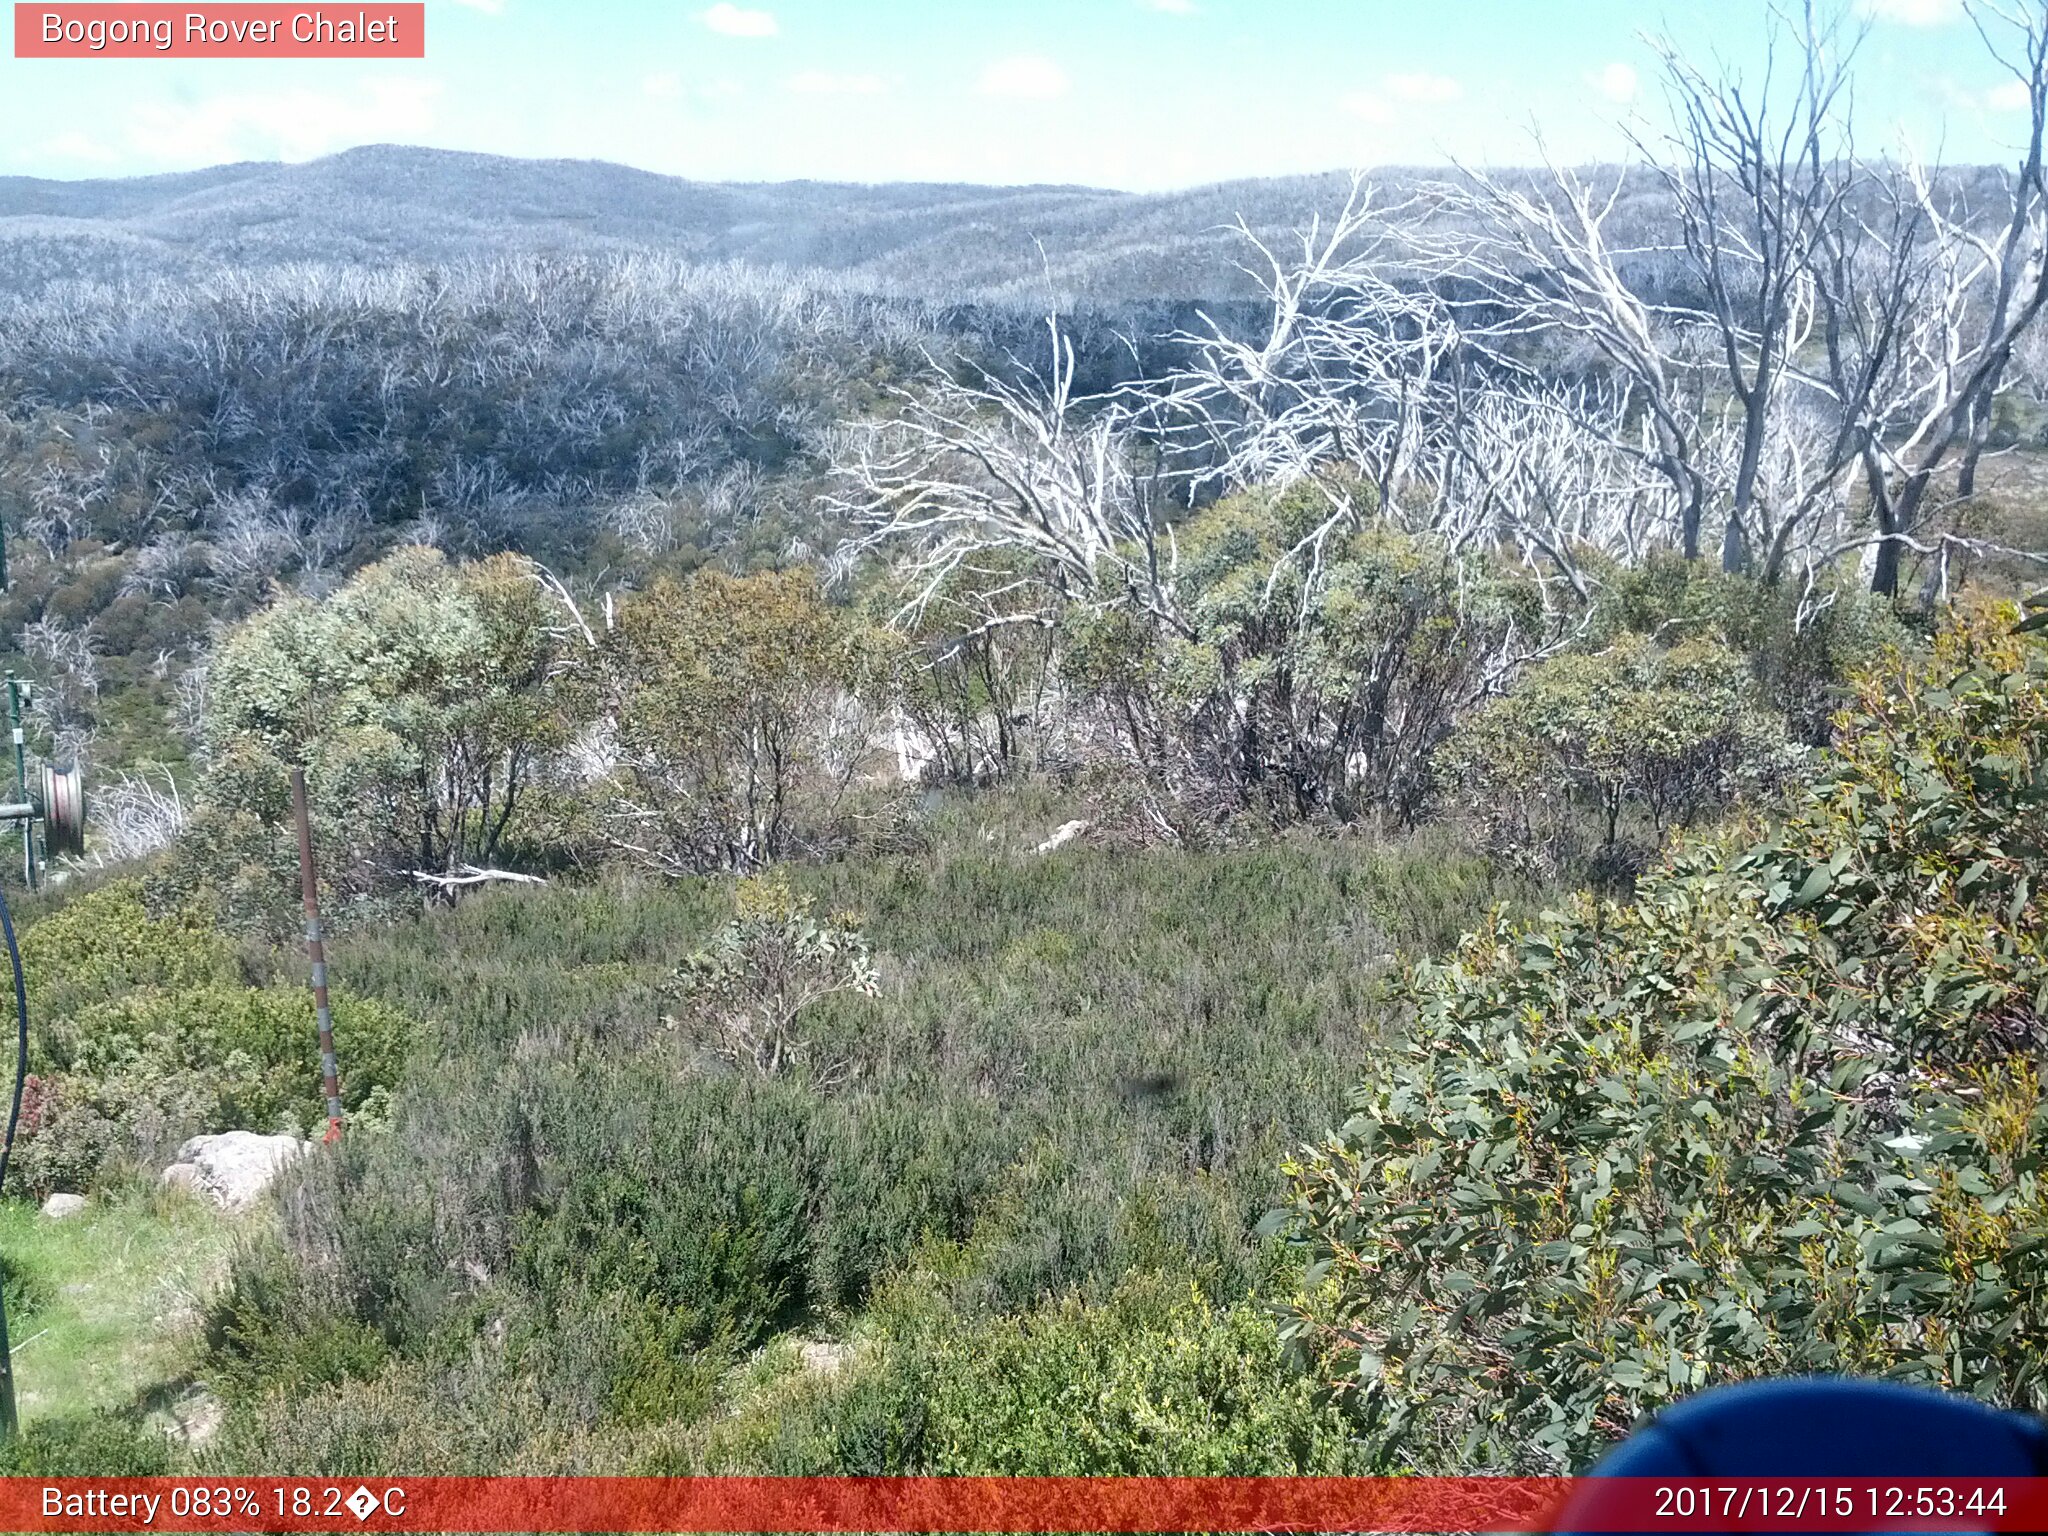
{"left": 161, "top": 1131, "right": 306, "bottom": 1211}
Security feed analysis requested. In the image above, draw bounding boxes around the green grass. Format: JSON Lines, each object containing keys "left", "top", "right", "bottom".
{"left": 0, "top": 1187, "right": 241, "bottom": 1424}
{"left": 193, "top": 804, "right": 1552, "bottom": 1472}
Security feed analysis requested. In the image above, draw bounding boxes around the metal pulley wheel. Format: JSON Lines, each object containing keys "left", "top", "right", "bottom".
{"left": 39, "top": 763, "right": 83, "bottom": 858}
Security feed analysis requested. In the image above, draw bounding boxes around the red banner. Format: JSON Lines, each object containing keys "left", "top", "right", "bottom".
{"left": 13, "top": 5, "right": 425, "bottom": 58}
{"left": 10, "top": 1477, "right": 2048, "bottom": 1532}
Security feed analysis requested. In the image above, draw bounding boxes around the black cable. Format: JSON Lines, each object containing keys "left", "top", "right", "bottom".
{"left": 0, "top": 878, "right": 29, "bottom": 1438}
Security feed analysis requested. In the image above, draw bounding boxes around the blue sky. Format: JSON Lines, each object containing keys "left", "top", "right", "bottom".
{"left": 3, "top": 0, "right": 2041, "bottom": 190}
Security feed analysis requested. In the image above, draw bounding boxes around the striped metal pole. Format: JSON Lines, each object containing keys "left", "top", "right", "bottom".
{"left": 290, "top": 767, "right": 344, "bottom": 1143}
{"left": 7, "top": 677, "right": 29, "bottom": 893}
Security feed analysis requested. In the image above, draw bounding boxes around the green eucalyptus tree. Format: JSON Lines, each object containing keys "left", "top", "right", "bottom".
{"left": 172, "top": 546, "right": 567, "bottom": 924}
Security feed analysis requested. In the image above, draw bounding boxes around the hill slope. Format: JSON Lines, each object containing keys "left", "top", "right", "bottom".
{"left": 0, "top": 145, "right": 1377, "bottom": 300}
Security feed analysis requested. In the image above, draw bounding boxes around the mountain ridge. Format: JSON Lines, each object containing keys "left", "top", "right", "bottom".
{"left": 0, "top": 144, "right": 1378, "bottom": 300}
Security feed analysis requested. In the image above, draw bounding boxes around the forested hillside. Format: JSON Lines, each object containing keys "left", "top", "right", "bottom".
{"left": 0, "top": 146, "right": 1354, "bottom": 301}
{"left": 9, "top": 0, "right": 2048, "bottom": 1484}
{"left": 0, "top": 145, "right": 1770, "bottom": 304}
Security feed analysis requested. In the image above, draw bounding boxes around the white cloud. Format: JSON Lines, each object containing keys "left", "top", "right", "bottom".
{"left": 1385, "top": 72, "right": 1462, "bottom": 103}
{"left": 1591, "top": 61, "right": 1638, "bottom": 103}
{"left": 1987, "top": 77, "right": 2034, "bottom": 110}
{"left": 125, "top": 78, "right": 442, "bottom": 164}
{"left": 1139, "top": 0, "right": 1198, "bottom": 12}
{"left": 641, "top": 71, "right": 750, "bottom": 104}
{"left": 1858, "top": 0, "right": 1964, "bottom": 24}
{"left": 978, "top": 55, "right": 1069, "bottom": 100}
{"left": 24, "top": 131, "right": 122, "bottom": 166}
{"left": 787, "top": 70, "right": 888, "bottom": 95}
{"left": 1342, "top": 72, "right": 1461, "bottom": 123}
{"left": 700, "top": 3, "right": 777, "bottom": 38}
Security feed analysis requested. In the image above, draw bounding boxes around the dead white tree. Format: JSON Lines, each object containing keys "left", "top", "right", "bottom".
{"left": 67, "top": 766, "right": 185, "bottom": 869}
{"left": 19, "top": 615, "right": 100, "bottom": 766}
{"left": 1831, "top": 0, "right": 2048, "bottom": 595}
{"left": 1637, "top": 0, "right": 2048, "bottom": 595}
{"left": 1426, "top": 379, "right": 1676, "bottom": 587}
{"left": 1422, "top": 156, "right": 1715, "bottom": 563}
{"left": 406, "top": 865, "right": 547, "bottom": 890}
{"left": 121, "top": 530, "right": 213, "bottom": 600}
{"left": 1138, "top": 177, "right": 1466, "bottom": 580}
{"left": 1633, "top": 7, "right": 1858, "bottom": 574}
{"left": 1426, "top": 1, "right": 2048, "bottom": 599}
{"left": 203, "top": 487, "right": 304, "bottom": 598}
{"left": 21, "top": 449, "right": 110, "bottom": 556}
{"left": 827, "top": 314, "right": 1183, "bottom": 633}
{"left": 520, "top": 556, "right": 600, "bottom": 654}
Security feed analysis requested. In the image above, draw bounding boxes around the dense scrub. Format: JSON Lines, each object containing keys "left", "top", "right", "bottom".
{"left": 1063, "top": 486, "right": 1542, "bottom": 828}
{"left": 681, "top": 1270, "right": 1372, "bottom": 1475}
{"left": 12, "top": 15, "right": 2048, "bottom": 1469}
{"left": 192, "top": 817, "right": 1526, "bottom": 1472}
{"left": 1283, "top": 603, "right": 2048, "bottom": 1471}
{"left": 158, "top": 547, "right": 573, "bottom": 932}
{"left": 0, "top": 502, "right": 1940, "bottom": 1470}
{"left": 10, "top": 880, "right": 413, "bottom": 1199}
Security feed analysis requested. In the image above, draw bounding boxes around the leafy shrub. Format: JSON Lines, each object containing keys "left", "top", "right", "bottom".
{"left": 165, "top": 548, "right": 569, "bottom": 930}
{"left": 54, "top": 985, "right": 409, "bottom": 1126}
{"left": 1, "top": 1249, "right": 49, "bottom": 1328}
{"left": 202, "top": 1357, "right": 559, "bottom": 1477}
{"left": 198, "top": 823, "right": 1534, "bottom": 1472}
{"left": 0, "top": 1413, "right": 172, "bottom": 1476}
{"left": 873, "top": 551, "right": 1062, "bottom": 786}
{"left": 1280, "top": 600, "right": 2048, "bottom": 1472}
{"left": 1587, "top": 555, "right": 1908, "bottom": 743}
{"left": 11, "top": 879, "right": 414, "bottom": 1196}
{"left": 586, "top": 569, "right": 887, "bottom": 874}
{"left": 512, "top": 1066, "right": 820, "bottom": 1350}
{"left": 208, "top": 1265, "right": 394, "bottom": 1401}
{"left": 667, "top": 873, "right": 878, "bottom": 1078}
{"left": 23, "top": 879, "right": 240, "bottom": 1017}
{"left": 1435, "top": 635, "right": 1793, "bottom": 888}
{"left": 697, "top": 1269, "right": 1368, "bottom": 1475}
{"left": 504, "top": 1283, "right": 735, "bottom": 1432}
{"left": 1064, "top": 484, "right": 1541, "bottom": 829}
{"left": 12, "top": 1062, "right": 211, "bottom": 1199}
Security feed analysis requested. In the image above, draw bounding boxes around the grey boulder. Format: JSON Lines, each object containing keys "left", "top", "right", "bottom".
{"left": 161, "top": 1131, "right": 307, "bottom": 1212}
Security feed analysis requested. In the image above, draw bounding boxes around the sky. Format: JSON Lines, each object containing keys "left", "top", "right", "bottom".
{"left": 2, "top": 0, "right": 2044, "bottom": 192}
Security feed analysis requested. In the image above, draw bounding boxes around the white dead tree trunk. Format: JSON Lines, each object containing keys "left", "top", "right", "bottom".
{"left": 1633, "top": 6, "right": 1855, "bottom": 575}
{"left": 827, "top": 313, "right": 1184, "bottom": 634}
{"left": 1425, "top": 1, "right": 2048, "bottom": 600}
{"left": 1425, "top": 379, "right": 1677, "bottom": 587}
{"left": 1136, "top": 176, "right": 1465, "bottom": 585}
{"left": 1836, "top": 0, "right": 2048, "bottom": 595}
{"left": 1421, "top": 157, "right": 1714, "bottom": 563}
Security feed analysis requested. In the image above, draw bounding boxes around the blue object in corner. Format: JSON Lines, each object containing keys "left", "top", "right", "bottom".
{"left": 1549, "top": 1377, "right": 2048, "bottom": 1535}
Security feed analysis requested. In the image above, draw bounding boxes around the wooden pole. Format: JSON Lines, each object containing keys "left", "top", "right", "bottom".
{"left": 290, "top": 767, "right": 344, "bottom": 1143}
